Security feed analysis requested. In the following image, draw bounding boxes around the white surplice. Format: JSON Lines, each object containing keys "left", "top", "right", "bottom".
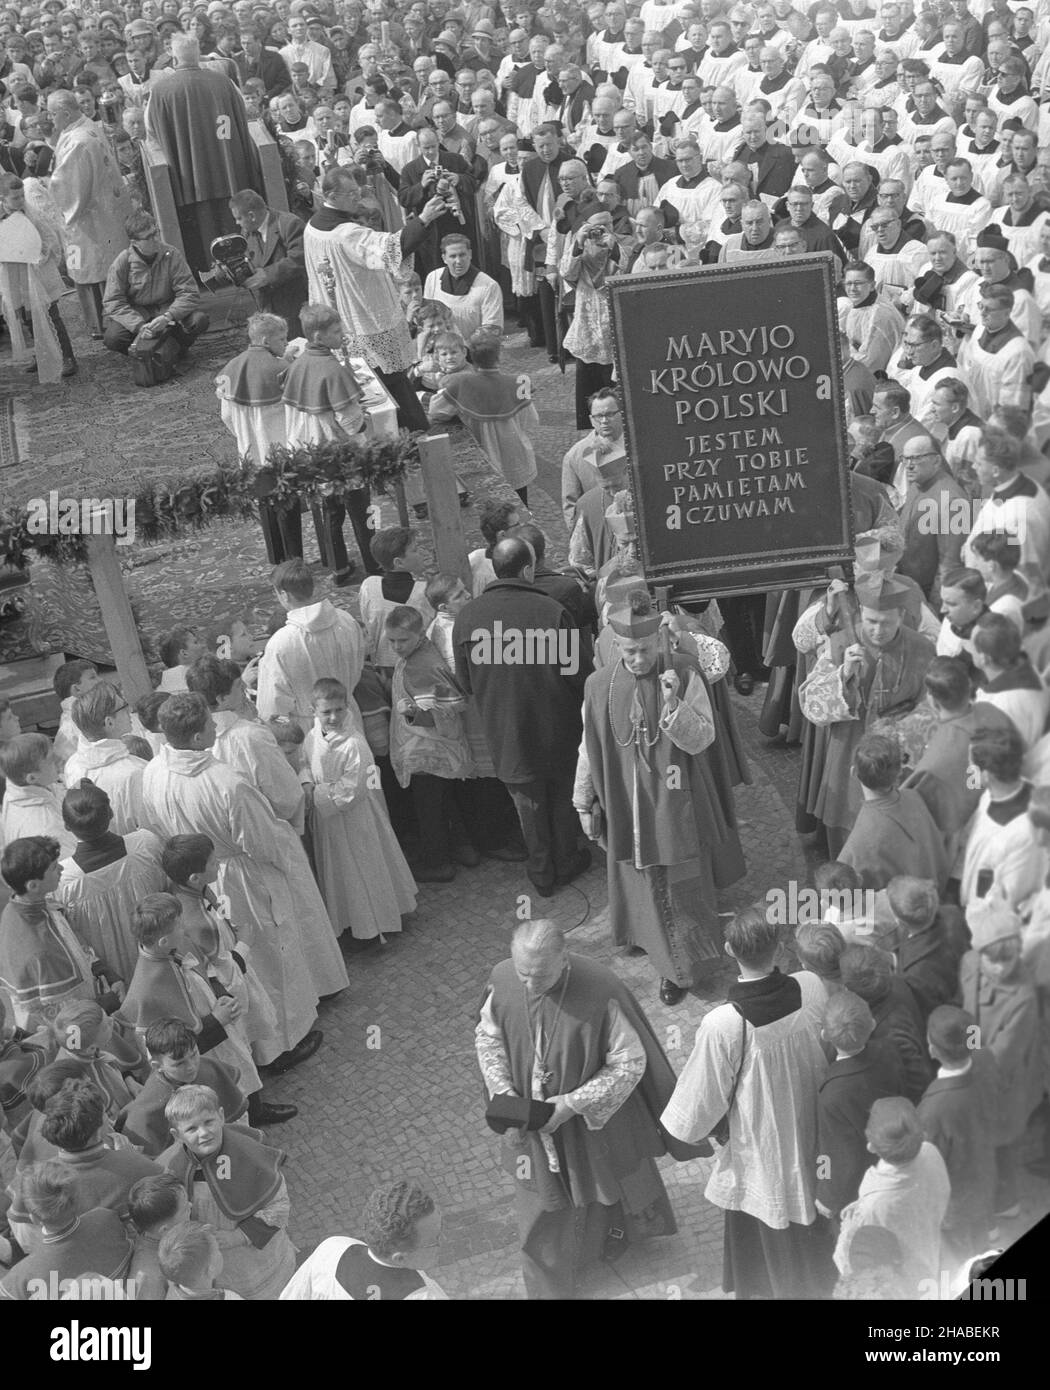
{"left": 209, "top": 709, "right": 348, "bottom": 994}
{"left": 256, "top": 599, "right": 367, "bottom": 734}
{"left": 64, "top": 739, "right": 147, "bottom": 836}
{"left": 302, "top": 717, "right": 416, "bottom": 940}
{"left": 1, "top": 783, "right": 75, "bottom": 858}
{"left": 141, "top": 745, "right": 330, "bottom": 1064}
{"left": 56, "top": 830, "right": 167, "bottom": 984}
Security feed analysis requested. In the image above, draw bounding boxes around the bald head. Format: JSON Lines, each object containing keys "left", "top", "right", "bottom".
{"left": 491, "top": 536, "right": 535, "bottom": 578}
{"left": 511, "top": 919, "right": 568, "bottom": 995}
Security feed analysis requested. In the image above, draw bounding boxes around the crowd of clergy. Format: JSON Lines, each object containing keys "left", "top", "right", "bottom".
{"left": 1, "top": 0, "right": 1050, "bottom": 1303}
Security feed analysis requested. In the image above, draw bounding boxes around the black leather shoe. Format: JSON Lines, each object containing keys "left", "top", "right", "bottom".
{"left": 659, "top": 979, "right": 687, "bottom": 1006}
{"left": 265, "top": 1029, "right": 323, "bottom": 1074}
{"left": 333, "top": 565, "right": 356, "bottom": 587}
{"left": 248, "top": 1099, "right": 299, "bottom": 1126}
{"left": 556, "top": 848, "right": 592, "bottom": 885}
{"left": 734, "top": 672, "right": 755, "bottom": 696}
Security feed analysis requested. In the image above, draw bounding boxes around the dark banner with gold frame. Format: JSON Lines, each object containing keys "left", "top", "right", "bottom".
{"left": 607, "top": 252, "right": 855, "bottom": 600}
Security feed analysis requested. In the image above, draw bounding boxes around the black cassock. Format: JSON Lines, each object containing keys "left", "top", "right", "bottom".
{"left": 146, "top": 64, "right": 265, "bottom": 270}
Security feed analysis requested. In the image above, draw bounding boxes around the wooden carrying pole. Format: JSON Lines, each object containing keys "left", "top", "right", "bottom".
{"left": 416, "top": 434, "right": 470, "bottom": 587}
{"left": 84, "top": 527, "right": 152, "bottom": 704}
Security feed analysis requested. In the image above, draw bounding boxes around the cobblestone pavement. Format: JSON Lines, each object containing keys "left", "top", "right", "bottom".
{"left": 6, "top": 304, "right": 1047, "bottom": 1299}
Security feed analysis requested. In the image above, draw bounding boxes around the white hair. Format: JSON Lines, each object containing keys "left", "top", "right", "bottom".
{"left": 512, "top": 919, "right": 566, "bottom": 958}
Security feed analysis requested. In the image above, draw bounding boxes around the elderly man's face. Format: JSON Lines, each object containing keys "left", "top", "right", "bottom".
{"left": 512, "top": 942, "right": 569, "bottom": 997}
{"left": 800, "top": 154, "right": 827, "bottom": 187}
{"left": 775, "top": 229, "right": 804, "bottom": 254}
{"left": 810, "top": 76, "right": 835, "bottom": 106}
{"left": 972, "top": 111, "right": 998, "bottom": 145}
{"left": 433, "top": 103, "right": 456, "bottom": 133}
{"left": 924, "top": 238, "right": 955, "bottom": 273}
{"left": 874, "top": 52, "right": 897, "bottom": 79}
{"left": 123, "top": 108, "right": 146, "bottom": 139}
{"left": 975, "top": 249, "right": 1008, "bottom": 283}
{"left": 499, "top": 134, "right": 518, "bottom": 163}
{"left": 635, "top": 208, "right": 663, "bottom": 243}
{"left": 842, "top": 167, "right": 870, "bottom": 201}
{"left": 914, "top": 84, "right": 938, "bottom": 114}
{"left": 785, "top": 190, "right": 812, "bottom": 226}
{"left": 558, "top": 165, "right": 588, "bottom": 197}
{"left": 741, "top": 120, "right": 766, "bottom": 151}
{"left": 742, "top": 205, "right": 770, "bottom": 244}
{"left": 418, "top": 130, "right": 440, "bottom": 162}
{"left": 721, "top": 187, "right": 744, "bottom": 219}
{"left": 428, "top": 71, "right": 452, "bottom": 97}
{"left": 1005, "top": 178, "right": 1033, "bottom": 215}
{"left": 870, "top": 211, "right": 902, "bottom": 249}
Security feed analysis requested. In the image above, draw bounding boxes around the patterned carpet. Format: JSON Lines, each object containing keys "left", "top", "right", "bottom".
{"left": 0, "top": 291, "right": 570, "bottom": 668}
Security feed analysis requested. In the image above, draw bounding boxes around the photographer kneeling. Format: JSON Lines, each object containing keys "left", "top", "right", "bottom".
{"left": 102, "top": 210, "right": 210, "bottom": 386}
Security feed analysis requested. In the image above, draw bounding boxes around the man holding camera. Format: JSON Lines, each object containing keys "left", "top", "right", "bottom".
{"left": 229, "top": 189, "right": 308, "bottom": 339}
{"left": 102, "top": 210, "right": 209, "bottom": 385}
{"left": 398, "top": 125, "right": 478, "bottom": 280}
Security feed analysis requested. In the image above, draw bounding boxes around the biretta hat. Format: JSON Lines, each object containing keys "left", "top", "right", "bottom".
{"left": 608, "top": 589, "right": 662, "bottom": 639}
{"left": 976, "top": 225, "right": 1010, "bottom": 253}
{"left": 855, "top": 572, "right": 910, "bottom": 611}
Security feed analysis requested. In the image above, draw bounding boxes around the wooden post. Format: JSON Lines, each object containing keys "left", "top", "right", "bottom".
{"left": 84, "top": 529, "right": 152, "bottom": 704}
{"left": 417, "top": 434, "right": 470, "bottom": 586}
{"left": 394, "top": 479, "right": 410, "bottom": 528}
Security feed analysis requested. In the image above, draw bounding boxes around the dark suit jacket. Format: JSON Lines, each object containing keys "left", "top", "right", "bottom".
{"left": 252, "top": 209, "right": 308, "bottom": 336}
{"left": 520, "top": 152, "right": 568, "bottom": 217}
{"left": 398, "top": 149, "right": 478, "bottom": 276}
{"left": 235, "top": 48, "right": 292, "bottom": 98}
{"left": 452, "top": 579, "right": 588, "bottom": 784}
{"left": 816, "top": 1041, "right": 901, "bottom": 1215}
{"left": 732, "top": 139, "right": 796, "bottom": 198}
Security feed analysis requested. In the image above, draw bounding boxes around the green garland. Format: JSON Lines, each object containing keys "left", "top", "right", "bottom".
{"left": 255, "top": 432, "right": 422, "bottom": 512}
{"left": 0, "top": 433, "right": 420, "bottom": 569}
